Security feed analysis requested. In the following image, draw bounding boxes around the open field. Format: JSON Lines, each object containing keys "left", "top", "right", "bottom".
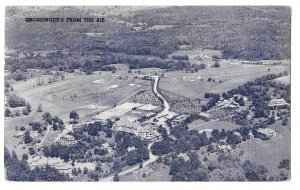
{"left": 273, "top": 75, "right": 290, "bottom": 85}
{"left": 5, "top": 69, "right": 155, "bottom": 156}
{"left": 9, "top": 70, "right": 152, "bottom": 121}
{"left": 160, "top": 61, "right": 289, "bottom": 99}
{"left": 4, "top": 112, "right": 44, "bottom": 157}
{"left": 169, "top": 48, "right": 222, "bottom": 65}
{"left": 188, "top": 120, "right": 241, "bottom": 131}
{"left": 233, "top": 120, "right": 291, "bottom": 177}
{"left": 121, "top": 162, "right": 171, "bottom": 182}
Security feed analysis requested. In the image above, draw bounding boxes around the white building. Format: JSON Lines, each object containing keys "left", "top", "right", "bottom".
{"left": 198, "top": 112, "right": 213, "bottom": 121}
{"left": 217, "top": 144, "right": 232, "bottom": 153}
{"left": 257, "top": 128, "right": 277, "bottom": 139}
{"left": 113, "top": 117, "right": 140, "bottom": 134}
{"left": 138, "top": 124, "right": 162, "bottom": 141}
{"left": 113, "top": 118, "right": 162, "bottom": 141}
{"left": 58, "top": 134, "right": 77, "bottom": 145}
{"left": 177, "top": 153, "right": 190, "bottom": 161}
{"left": 268, "top": 98, "right": 289, "bottom": 109}
{"left": 171, "top": 114, "right": 188, "bottom": 126}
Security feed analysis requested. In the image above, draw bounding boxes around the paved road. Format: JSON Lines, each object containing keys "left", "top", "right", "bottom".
{"left": 101, "top": 75, "right": 171, "bottom": 181}
{"left": 152, "top": 75, "right": 175, "bottom": 134}
{"left": 100, "top": 142, "right": 158, "bottom": 181}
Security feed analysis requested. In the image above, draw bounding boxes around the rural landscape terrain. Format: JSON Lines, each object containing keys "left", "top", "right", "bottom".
{"left": 4, "top": 6, "right": 291, "bottom": 181}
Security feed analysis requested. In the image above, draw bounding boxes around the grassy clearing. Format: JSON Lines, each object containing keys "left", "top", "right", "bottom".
{"left": 5, "top": 69, "right": 154, "bottom": 156}
{"left": 160, "top": 62, "right": 288, "bottom": 99}
{"left": 273, "top": 75, "right": 290, "bottom": 85}
{"left": 233, "top": 120, "right": 291, "bottom": 177}
{"left": 169, "top": 48, "right": 222, "bottom": 65}
{"left": 121, "top": 162, "right": 171, "bottom": 182}
{"left": 11, "top": 71, "right": 151, "bottom": 121}
{"left": 4, "top": 112, "right": 44, "bottom": 157}
{"left": 188, "top": 120, "right": 241, "bottom": 131}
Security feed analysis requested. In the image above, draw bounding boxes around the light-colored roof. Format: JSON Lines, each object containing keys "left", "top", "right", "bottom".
{"left": 101, "top": 142, "right": 110, "bottom": 149}
{"left": 114, "top": 117, "right": 141, "bottom": 129}
{"left": 137, "top": 104, "right": 158, "bottom": 111}
{"left": 268, "top": 98, "right": 288, "bottom": 106}
{"left": 198, "top": 112, "right": 212, "bottom": 118}
{"left": 127, "top": 146, "right": 135, "bottom": 152}
{"left": 61, "top": 134, "right": 76, "bottom": 141}
{"left": 257, "top": 128, "right": 276, "bottom": 135}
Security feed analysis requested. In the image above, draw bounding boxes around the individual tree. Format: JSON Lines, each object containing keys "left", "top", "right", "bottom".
{"left": 282, "top": 118, "right": 288, "bottom": 126}
{"left": 113, "top": 173, "right": 120, "bottom": 181}
{"left": 22, "top": 153, "right": 29, "bottom": 160}
{"left": 29, "top": 121, "right": 42, "bottom": 131}
{"left": 42, "top": 112, "right": 53, "bottom": 124}
{"left": 22, "top": 108, "right": 29, "bottom": 115}
{"left": 15, "top": 109, "right": 21, "bottom": 116}
{"left": 24, "top": 132, "right": 32, "bottom": 144}
{"left": 226, "top": 132, "right": 242, "bottom": 145}
{"left": 95, "top": 163, "right": 103, "bottom": 173}
{"left": 28, "top": 147, "right": 35, "bottom": 155}
{"left": 112, "top": 160, "right": 122, "bottom": 173}
{"left": 83, "top": 167, "right": 88, "bottom": 174}
{"left": 213, "top": 61, "right": 220, "bottom": 68}
{"left": 52, "top": 116, "right": 64, "bottom": 131}
{"left": 71, "top": 168, "right": 78, "bottom": 176}
{"left": 37, "top": 104, "right": 43, "bottom": 112}
{"left": 278, "top": 159, "right": 290, "bottom": 170}
{"left": 26, "top": 103, "right": 32, "bottom": 112}
{"left": 5, "top": 108, "right": 11, "bottom": 117}
{"left": 7, "top": 94, "right": 26, "bottom": 108}
{"left": 69, "top": 111, "right": 79, "bottom": 123}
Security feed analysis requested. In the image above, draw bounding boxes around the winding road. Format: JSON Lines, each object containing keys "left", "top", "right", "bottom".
{"left": 101, "top": 75, "right": 171, "bottom": 181}
{"left": 152, "top": 75, "right": 175, "bottom": 135}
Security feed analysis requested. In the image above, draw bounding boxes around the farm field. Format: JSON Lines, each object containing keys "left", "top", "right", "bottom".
{"left": 160, "top": 61, "right": 289, "bottom": 99}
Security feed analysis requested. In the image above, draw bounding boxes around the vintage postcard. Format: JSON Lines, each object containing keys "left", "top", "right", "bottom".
{"left": 4, "top": 6, "right": 291, "bottom": 181}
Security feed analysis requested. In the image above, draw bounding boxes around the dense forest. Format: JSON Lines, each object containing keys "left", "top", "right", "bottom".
{"left": 5, "top": 6, "right": 290, "bottom": 73}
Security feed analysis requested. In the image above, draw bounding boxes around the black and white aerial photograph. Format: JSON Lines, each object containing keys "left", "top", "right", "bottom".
{"left": 3, "top": 4, "right": 293, "bottom": 183}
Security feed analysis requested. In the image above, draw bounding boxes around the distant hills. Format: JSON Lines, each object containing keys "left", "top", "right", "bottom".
{"left": 5, "top": 6, "right": 291, "bottom": 61}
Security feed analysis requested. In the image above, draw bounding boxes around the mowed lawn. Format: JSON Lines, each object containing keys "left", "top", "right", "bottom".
{"left": 188, "top": 120, "right": 241, "bottom": 131}
{"left": 11, "top": 71, "right": 151, "bottom": 121}
{"left": 233, "top": 120, "right": 291, "bottom": 176}
{"left": 160, "top": 62, "right": 289, "bottom": 99}
{"left": 4, "top": 113, "right": 44, "bottom": 157}
{"left": 121, "top": 162, "right": 171, "bottom": 182}
{"left": 5, "top": 70, "right": 152, "bottom": 155}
